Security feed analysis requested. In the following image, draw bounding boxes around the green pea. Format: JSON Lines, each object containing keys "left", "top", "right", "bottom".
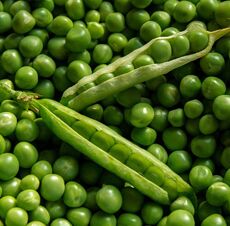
{"left": 189, "top": 165, "right": 213, "bottom": 191}
{"left": 20, "top": 174, "right": 39, "bottom": 191}
{"left": 84, "top": 187, "right": 99, "bottom": 211}
{"left": 140, "top": 21, "right": 162, "bottom": 42}
{"left": 114, "top": 63, "right": 135, "bottom": 76}
{"left": 0, "top": 12, "right": 12, "bottom": 34}
{"left": 215, "top": 1, "right": 230, "bottom": 28}
{"left": 6, "top": 207, "right": 28, "bottom": 226}
{"left": 31, "top": 160, "right": 52, "bottom": 180}
{"left": 200, "top": 53, "right": 225, "bottom": 76}
{"left": 197, "top": 0, "right": 219, "bottom": 20}
{"left": 50, "top": 218, "right": 72, "bottom": 226}
{"left": 105, "top": 12, "right": 125, "bottom": 32}
{"left": 141, "top": 202, "right": 163, "bottom": 225}
{"left": 126, "top": 9, "right": 150, "bottom": 31}
{"left": 99, "top": 1, "right": 114, "bottom": 21}
{"left": 108, "top": 33, "right": 128, "bottom": 52}
{"left": 1, "top": 49, "right": 23, "bottom": 74}
{"left": 164, "top": 0, "right": 178, "bottom": 15}
{"left": 150, "top": 107, "right": 168, "bottom": 132}
{"left": 201, "top": 214, "right": 227, "bottom": 226}
{"left": 151, "top": 11, "right": 171, "bottom": 30}
{"left": 162, "top": 127, "right": 187, "bottom": 151}
{"left": 157, "top": 83, "right": 180, "bottom": 108}
{"left": 103, "top": 106, "right": 123, "bottom": 126}
{"left": 87, "top": 22, "right": 104, "bottom": 39}
{"left": 150, "top": 39, "right": 172, "bottom": 63}
{"left": 0, "top": 196, "right": 16, "bottom": 219}
{"left": 198, "top": 201, "right": 221, "bottom": 222}
{"left": 66, "top": 26, "right": 91, "bottom": 53}
{"left": 170, "top": 196, "right": 195, "bottom": 215}
{"left": 10, "top": 1, "right": 31, "bottom": 15}
{"left": 213, "top": 95, "right": 230, "bottom": 121}
{"left": 167, "top": 150, "right": 192, "bottom": 174}
{"left": 67, "top": 207, "right": 92, "bottom": 226}
{"left": 168, "top": 108, "right": 185, "bottom": 127}
{"left": 12, "top": 10, "right": 35, "bottom": 34}
{"left": 173, "top": 1, "right": 196, "bottom": 23}
{"left": 46, "top": 200, "right": 66, "bottom": 220}
{"left": 0, "top": 177, "right": 21, "bottom": 197}
{"left": 188, "top": 30, "right": 209, "bottom": 52}
{"left": 162, "top": 27, "right": 179, "bottom": 36}
{"left": 191, "top": 135, "right": 216, "bottom": 158}
{"left": 221, "top": 147, "right": 230, "bottom": 169}
{"left": 65, "top": 0, "right": 85, "bottom": 20}
{"left": 85, "top": 10, "right": 100, "bottom": 22}
{"left": 170, "top": 35, "right": 190, "bottom": 58}
{"left": 121, "top": 187, "right": 144, "bottom": 213}
{"left": 29, "top": 28, "right": 49, "bottom": 46}
{"left": 167, "top": 210, "right": 195, "bottom": 226}
{"left": 144, "top": 165, "right": 165, "bottom": 186}
{"left": 47, "top": 37, "right": 68, "bottom": 60}
{"left": 34, "top": 0, "right": 54, "bottom": 11}
{"left": 32, "top": 7, "right": 53, "bottom": 28}
{"left": 199, "top": 114, "right": 219, "bottom": 135}
{"left": 123, "top": 37, "right": 143, "bottom": 55}
{"left": 82, "top": 104, "right": 103, "bottom": 121}
{"left": 147, "top": 143, "right": 168, "bottom": 163}
{"left": 34, "top": 79, "right": 55, "bottom": 99}
{"left": 3, "top": 33, "right": 23, "bottom": 50}
{"left": 90, "top": 211, "right": 116, "bottom": 226}
{"left": 63, "top": 181, "right": 87, "bottom": 208}
{"left": 184, "top": 99, "right": 204, "bottom": 119}
{"left": 114, "top": 0, "right": 131, "bottom": 14}
{"left": 216, "top": 37, "right": 230, "bottom": 58}
{"left": 117, "top": 213, "right": 142, "bottom": 226}
{"left": 93, "top": 44, "right": 113, "bottom": 64}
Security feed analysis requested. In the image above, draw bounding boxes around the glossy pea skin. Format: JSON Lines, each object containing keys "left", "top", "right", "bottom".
{"left": 168, "top": 108, "right": 185, "bottom": 127}
{"left": 140, "top": 21, "right": 162, "bottom": 42}
{"left": 46, "top": 200, "right": 67, "bottom": 220}
{"left": 29, "top": 205, "right": 50, "bottom": 224}
{"left": 184, "top": 99, "right": 204, "bottom": 119}
{"left": 191, "top": 135, "right": 216, "bottom": 158}
{"left": 87, "top": 22, "right": 104, "bottom": 40}
{"left": 105, "top": 12, "right": 125, "bottom": 32}
{"left": 0, "top": 12, "right": 12, "bottom": 34}
{"left": 0, "top": 177, "right": 21, "bottom": 197}
{"left": 221, "top": 147, "right": 230, "bottom": 169}
{"left": 108, "top": 33, "right": 128, "bottom": 52}
{"left": 123, "top": 37, "right": 143, "bottom": 55}
{"left": 166, "top": 210, "right": 195, "bottom": 226}
{"left": 29, "top": 28, "right": 49, "bottom": 46}
{"left": 32, "top": 7, "right": 53, "bottom": 28}
{"left": 5, "top": 207, "right": 28, "bottom": 226}
{"left": 90, "top": 211, "right": 116, "bottom": 226}
{"left": 0, "top": 112, "right": 17, "bottom": 136}
{"left": 206, "top": 182, "right": 230, "bottom": 207}
{"left": 199, "top": 114, "right": 219, "bottom": 135}
{"left": 188, "top": 30, "right": 209, "bottom": 53}
{"left": 200, "top": 53, "right": 225, "bottom": 76}
{"left": 150, "top": 107, "right": 168, "bottom": 132}
{"left": 201, "top": 214, "right": 227, "bottom": 226}
{"left": 65, "top": 0, "right": 85, "bottom": 20}
{"left": 117, "top": 213, "right": 142, "bottom": 226}
{"left": 96, "top": 185, "right": 122, "bottom": 214}
{"left": 85, "top": 10, "right": 100, "bottom": 22}
{"left": 3, "top": 33, "right": 23, "bottom": 50}
{"left": 15, "top": 66, "right": 38, "bottom": 89}
{"left": 0, "top": 196, "right": 16, "bottom": 219}
{"left": 20, "top": 174, "right": 40, "bottom": 190}
{"left": 170, "top": 35, "right": 190, "bottom": 58}
{"left": 215, "top": 1, "right": 230, "bottom": 28}
{"left": 213, "top": 95, "right": 230, "bottom": 121}
{"left": 40, "top": 174, "right": 65, "bottom": 201}
{"left": 141, "top": 202, "right": 163, "bottom": 225}
{"left": 34, "top": 79, "right": 55, "bottom": 99}
{"left": 67, "top": 207, "right": 92, "bottom": 226}
{"left": 151, "top": 11, "right": 171, "bottom": 30}
{"left": 0, "top": 135, "right": 6, "bottom": 154}
{"left": 0, "top": 153, "right": 19, "bottom": 181}
{"left": 103, "top": 106, "right": 123, "bottom": 126}
{"left": 93, "top": 44, "right": 113, "bottom": 64}
{"left": 170, "top": 196, "right": 195, "bottom": 215}
{"left": 147, "top": 143, "right": 168, "bottom": 163}
{"left": 196, "top": 0, "right": 219, "bottom": 20}
{"left": 63, "top": 181, "right": 87, "bottom": 208}
{"left": 13, "top": 141, "right": 38, "bottom": 168}
{"left": 50, "top": 218, "right": 72, "bottom": 226}
{"left": 189, "top": 165, "right": 213, "bottom": 191}
{"left": 132, "top": 54, "right": 154, "bottom": 68}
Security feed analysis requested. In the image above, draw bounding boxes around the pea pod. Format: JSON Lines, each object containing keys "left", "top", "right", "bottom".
{"left": 61, "top": 24, "right": 230, "bottom": 111}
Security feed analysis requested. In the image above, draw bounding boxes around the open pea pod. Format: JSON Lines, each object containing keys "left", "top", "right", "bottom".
{"left": 28, "top": 98, "right": 196, "bottom": 206}
{"left": 61, "top": 24, "right": 230, "bottom": 111}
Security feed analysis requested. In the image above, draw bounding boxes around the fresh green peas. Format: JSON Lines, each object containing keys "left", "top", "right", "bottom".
{"left": 12, "top": 10, "right": 35, "bottom": 34}
{"left": 31, "top": 160, "right": 52, "bottom": 180}
{"left": 105, "top": 12, "right": 125, "bottom": 32}
{"left": 188, "top": 30, "right": 209, "bottom": 52}
{"left": 16, "top": 189, "right": 40, "bottom": 211}
{"left": 213, "top": 95, "right": 230, "bottom": 121}
{"left": 96, "top": 185, "right": 122, "bottom": 214}
{"left": 170, "top": 35, "right": 190, "bottom": 58}
{"left": 206, "top": 182, "right": 230, "bottom": 207}
{"left": 123, "top": 37, "right": 143, "bottom": 55}
{"left": 151, "top": 11, "right": 171, "bottom": 30}
{"left": 47, "top": 37, "right": 68, "bottom": 60}
{"left": 157, "top": 83, "right": 180, "bottom": 108}
{"left": 93, "top": 44, "right": 113, "bottom": 64}
{"left": 84, "top": 187, "right": 99, "bottom": 211}
{"left": 9, "top": 1, "right": 31, "bottom": 16}
{"left": 52, "top": 66, "right": 70, "bottom": 92}
{"left": 150, "top": 107, "right": 168, "bottom": 132}
{"left": 46, "top": 200, "right": 67, "bottom": 220}
{"left": 20, "top": 174, "right": 40, "bottom": 190}
{"left": 132, "top": 54, "right": 154, "bottom": 68}
{"left": 189, "top": 165, "right": 213, "bottom": 191}
{"left": 33, "top": 79, "right": 55, "bottom": 99}
{"left": 40, "top": 174, "right": 65, "bottom": 202}
{"left": 163, "top": 0, "right": 178, "bottom": 15}
{"left": 85, "top": 10, "right": 100, "bottom": 22}
{"left": 0, "top": 153, "right": 19, "bottom": 181}
{"left": 215, "top": 1, "right": 230, "bottom": 28}
{"left": 199, "top": 114, "right": 219, "bottom": 135}
{"left": 0, "top": 112, "right": 17, "bottom": 136}
{"left": 201, "top": 214, "right": 227, "bottom": 226}
{"left": 33, "top": 0, "right": 54, "bottom": 12}
{"left": 191, "top": 135, "right": 216, "bottom": 158}
{"left": 53, "top": 155, "right": 79, "bottom": 182}
{"left": 162, "top": 27, "right": 179, "bottom": 36}
{"left": 65, "top": 0, "right": 85, "bottom": 20}
{"left": 5, "top": 207, "right": 28, "bottom": 226}
{"left": 168, "top": 108, "right": 185, "bottom": 127}
{"left": 82, "top": 104, "right": 103, "bottom": 121}
{"left": 90, "top": 211, "right": 116, "bottom": 226}
{"left": 63, "top": 181, "right": 87, "bottom": 208}
{"left": 48, "top": 15, "right": 73, "bottom": 36}
{"left": 3, "top": 33, "right": 23, "bottom": 49}
{"left": 27, "top": 221, "right": 46, "bottom": 226}
{"left": 221, "top": 147, "right": 230, "bottom": 169}
{"left": 66, "top": 26, "right": 91, "bottom": 53}
{"left": 19, "top": 35, "right": 43, "bottom": 58}
{"left": 184, "top": 99, "right": 204, "bottom": 119}
{"left": 32, "top": 7, "right": 53, "bottom": 28}
{"left": 167, "top": 150, "right": 192, "bottom": 174}
{"left": 147, "top": 143, "right": 168, "bottom": 163}
{"left": 15, "top": 119, "right": 39, "bottom": 142}
{"left": 15, "top": 66, "right": 38, "bottom": 89}
{"left": 0, "top": 177, "right": 21, "bottom": 197}
{"left": 216, "top": 37, "right": 230, "bottom": 58}
{"left": 108, "top": 33, "right": 128, "bottom": 52}
{"left": 1, "top": 49, "right": 23, "bottom": 74}
{"left": 200, "top": 53, "right": 225, "bottom": 76}
{"left": 126, "top": 9, "right": 150, "bottom": 31}
{"left": 170, "top": 196, "right": 195, "bottom": 215}
{"left": 13, "top": 141, "right": 38, "bottom": 168}
{"left": 103, "top": 106, "right": 123, "bottom": 126}
{"left": 150, "top": 39, "right": 172, "bottom": 63}
{"left": 0, "top": 12, "right": 12, "bottom": 34}
{"left": 141, "top": 202, "right": 163, "bottom": 225}
{"left": 117, "top": 213, "right": 142, "bottom": 226}
{"left": 131, "top": 0, "right": 152, "bottom": 8}
{"left": 29, "top": 28, "right": 49, "bottom": 46}
{"left": 99, "top": 1, "right": 114, "bottom": 21}
{"left": 201, "top": 76, "right": 226, "bottom": 100}
{"left": 67, "top": 207, "right": 92, "bottom": 226}
{"left": 196, "top": 0, "right": 219, "bottom": 20}
{"left": 140, "top": 21, "right": 162, "bottom": 42}
{"left": 193, "top": 158, "right": 215, "bottom": 173}
{"left": 162, "top": 127, "right": 187, "bottom": 151}
{"left": 0, "top": 135, "right": 6, "bottom": 154}
{"left": 172, "top": 1, "right": 196, "bottom": 23}
{"left": 166, "top": 210, "right": 195, "bottom": 226}
{"left": 114, "top": 0, "right": 131, "bottom": 14}
{"left": 0, "top": 196, "right": 16, "bottom": 219}
{"left": 50, "top": 218, "right": 72, "bottom": 226}
{"left": 131, "top": 127, "right": 157, "bottom": 146}
{"left": 87, "top": 22, "right": 104, "bottom": 39}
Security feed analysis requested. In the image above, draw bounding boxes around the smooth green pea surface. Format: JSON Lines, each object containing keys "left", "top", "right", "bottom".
{"left": 90, "top": 211, "right": 116, "bottom": 226}
{"left": 140, "top": 21, "right": 162, "bottom": 42}
{"left": 67, "top": 207, "right": 92, "bottom": 226}
{"left": 5, "top": 207, "right": 28, "bottom": 226}
{"left": 170, "top": 196, "right": 195, "bottom": 215}
{"left": 117, "top": 213, "right": 142, "bottom": 226}
{"left": 0, "top": 112, "right": 17, "bottom": 136}
{"left": 32, "top": 7, "right": 53, "bottom": 28}
{"left": 213, "top": 95, "right": 230, "bottom": 121}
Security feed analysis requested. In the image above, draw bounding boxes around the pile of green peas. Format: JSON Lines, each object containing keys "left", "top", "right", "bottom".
{"left": 0, "top": 0, "right": 230, "bottom": 225}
